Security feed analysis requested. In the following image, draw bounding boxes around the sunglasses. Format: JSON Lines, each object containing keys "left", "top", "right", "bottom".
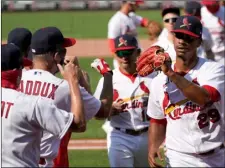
{"left": 116, "top": 49, "right": 136, "bottom": 58}
{"left": 174, "top": 33, "right": 196, "bottom": 43}
{"left": 163, "top": 17, "right": 178, "bottom": 23}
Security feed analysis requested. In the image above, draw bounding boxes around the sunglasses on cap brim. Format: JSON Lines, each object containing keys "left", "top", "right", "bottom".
{"left": 115, "top": 49, "right": 136, "bottom": 58}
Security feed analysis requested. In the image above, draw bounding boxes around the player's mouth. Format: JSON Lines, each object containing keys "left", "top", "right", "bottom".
{"left": 177, "top": 46, "right": 189, "bottom": 53}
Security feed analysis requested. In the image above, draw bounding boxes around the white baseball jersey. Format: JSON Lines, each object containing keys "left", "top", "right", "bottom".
{"left": 2, "top": 88, "right": 73, "bottom": 167}
{"left": 147, "top": 57, "right": 225, "bottom": 154}
{"left": 197, "top": 26, "right": 213, "bottom": 59}
{"left": 201, "top": 6, "right": 225, "bottom": 62}
{"left": 158, "top": 28, "right": 168, "bottom": 41}
{"left": 18, "top": 69, "right": 101, "bottom": 165}
{"left": 108, "top": 11, "right": 138, "bottom": 40}
{"left": 95, "top": 68, "right": 157, "bottom": 130}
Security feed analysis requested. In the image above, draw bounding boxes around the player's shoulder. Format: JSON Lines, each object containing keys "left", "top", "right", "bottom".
{"left": 22, "top": 69, "right": 63, "bottom": 83}
{"left": 109, "top": 11, "right": 123, "bottom": 23}
{"left": 112, "top": 68, "right": 127, "bottom": 80}
{"left": 201, "top": 6, "right": 208, "bottom": 15}
{"left": 199, "top": 58, "right": 225, "bottom": 73}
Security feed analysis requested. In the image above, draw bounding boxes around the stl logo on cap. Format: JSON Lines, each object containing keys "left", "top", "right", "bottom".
{"left": 180, "top": 17, "right": 192, "bottom": 29}
{"left": 118, "top": 37, "right": 127, "bottom": 47}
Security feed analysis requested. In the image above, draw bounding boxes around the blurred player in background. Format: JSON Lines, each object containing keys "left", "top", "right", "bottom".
{"left": 7, "top": 28, "right": 33, "bottom": 70}
{"left": 184, "top": 1, "right": 215, "bottom": 60}
{"left": 153, "top": 5, "right": 180, "bottom": 62}
{"left": 201, "top": 0, "right": 225, "bottom": 64}
{"left": 107, "top": 0, "right": 161, "bottom": 69}
{"left": 95, "top": 34, "right": 157, "bottom": 167}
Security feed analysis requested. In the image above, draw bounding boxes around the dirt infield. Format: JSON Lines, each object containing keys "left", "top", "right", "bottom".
{"left": 68, "top": 139, "right": 107, "bottom": 150}
{"left": 67, "top": 39, "right": 152, "bottom": 57}
{"left": 68, "top": 139, "right": 165, "bottom": 150}
{"left": 3, "top": 39, "right": 152, "bottom": 57}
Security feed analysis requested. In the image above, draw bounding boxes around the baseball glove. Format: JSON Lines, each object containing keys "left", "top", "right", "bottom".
{"left": 136, "top": 45, "right": 171, "bottom": 77}
{"left": 147, "top": 21, "right": 162, "bottom": 41}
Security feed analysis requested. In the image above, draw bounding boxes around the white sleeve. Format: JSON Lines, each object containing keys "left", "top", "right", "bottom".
{"left": 129, "top": 12, "right": 143, "bottom": 26}
{"left": 80, "top": 86, "right": 101, "bottom": 121}
{"left": 33, "top": 97, "right": 73, "bottom": 139}
{"left": 54, "top": 81, "right": 101, "bottom": 121}
{"left": 108, "top": 19, "right": 121, "bottom": 39}
{"left": 94, "top": 77, "right": 104, "bottom": 99}
{"left": 198, "top": 63, "right": 225, "bottom": 100}
{"left": 53, "top": 81, "right": 71, "bottom": 112}
{"left": 202, "top": 27, "right": 213, "bottom": 51}
{"left": 147, "top": 78, "right": 165, "bottom": 119}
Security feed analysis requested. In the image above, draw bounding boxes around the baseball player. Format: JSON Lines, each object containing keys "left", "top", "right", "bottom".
{"left": 153, "top": 5, "right": 180, "bottom": 62}
{"left": 7, "top": 28, "right": 33, "bottom": 70}
{"left": 201, "top": 0, "right": 225, "bottom": 64}
{"left": 18, "top": 27, "right": 113, "bottom": 167}
{"left": 95, "top": 34, "right": 157, "bottom": 167}
{"left": 184, "top": 1, "right": 215, "bottom": 61}
{"left": 145, "top": 16, "right": 225, "bottom": 167}
{"left": 108, "top": 0, "right": 151, "bottom": 69}
{"left": 1, "top": 43, "right": 86, "bottom": 167}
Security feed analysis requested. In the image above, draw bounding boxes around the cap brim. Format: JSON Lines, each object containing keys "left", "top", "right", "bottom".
{"left": 23, "top": 57, "right": 33, "bottom": 67}
{"left": 115, "top": 46, "right": 136, "bottom": 51}
{"left": 171, "top": 30, "right": 200, "bottom": 38}
{"left": 63, "top": 38, "right": 76, "bottom": 47}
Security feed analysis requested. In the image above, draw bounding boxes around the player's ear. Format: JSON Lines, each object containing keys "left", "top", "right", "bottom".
{"left": 196, "top": 38, "right": 202, "bottom": 48}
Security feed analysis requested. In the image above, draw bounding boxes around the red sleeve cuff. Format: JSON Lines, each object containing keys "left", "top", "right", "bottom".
{"left": 108, "top": 39, "right": 116, "bottom": 53}
{"left": 202, "top": 85, "right": 221, "bottom": 102}
{"left": 150, "top": 118, "right": 167, "bottom": 125}
{"left": 140, "top": 18, "right": 149, "bottom": 27}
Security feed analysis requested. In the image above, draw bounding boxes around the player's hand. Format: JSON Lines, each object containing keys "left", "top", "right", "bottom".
{"left": 161, "top": 61, "right": 173, "bottom": 76}
{"left": 57, "top": 62, "right": 80, "bottom": 81}
{"left": 91, "top": 58, "right": 112, "bottom": 76}
{"left": 148, "top": 147, "right": 164, "bottom": 168}
{"left": 110, "top": 100, "right": 124, "bottom": 116}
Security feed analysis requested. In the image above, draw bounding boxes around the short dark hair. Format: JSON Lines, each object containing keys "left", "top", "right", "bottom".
{"left": 162, "top": 7, "right": 180, "bottom": 17}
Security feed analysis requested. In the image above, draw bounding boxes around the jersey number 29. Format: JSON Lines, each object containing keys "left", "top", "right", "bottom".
{"left": 197, "top": 109, "right": 220, "bottom": 129}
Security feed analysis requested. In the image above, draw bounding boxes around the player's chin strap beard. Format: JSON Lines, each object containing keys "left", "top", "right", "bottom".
{"left": 1, "top": 70, "right": 21, "bottom": 89}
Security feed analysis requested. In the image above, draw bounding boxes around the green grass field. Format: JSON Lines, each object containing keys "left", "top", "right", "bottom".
{"left": 2, "top": 10, "right": 162, "bottom": 39}
{"left": 68, "top": 149, "right": 166, "bottom": 167}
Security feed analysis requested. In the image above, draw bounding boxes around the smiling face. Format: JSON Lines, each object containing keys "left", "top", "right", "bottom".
{"left": 163, "top": 13, "right": 179, "bottom": 32}
{"left": 173, "top": 32, "right": 201, "bottom": 61}
{"left": 115, "top": 49, "right": 139, "bottom": 71}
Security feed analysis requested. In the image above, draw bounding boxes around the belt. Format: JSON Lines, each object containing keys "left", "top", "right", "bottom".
{"left": 197, "top": 144, "right": 224, "bottom": 156}
{"left": 114, "top": 127, "right": 148, "bottom": 136}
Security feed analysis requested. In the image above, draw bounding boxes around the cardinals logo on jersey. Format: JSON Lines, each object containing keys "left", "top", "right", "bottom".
{"left": 180, "top": 17, "right": 192, "bottom": 29}
{"left": 118, "top": 37, "right": 127, "bottom": 47}
{"left": 163, "top": 78, "right": 203, "bottom": 117}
